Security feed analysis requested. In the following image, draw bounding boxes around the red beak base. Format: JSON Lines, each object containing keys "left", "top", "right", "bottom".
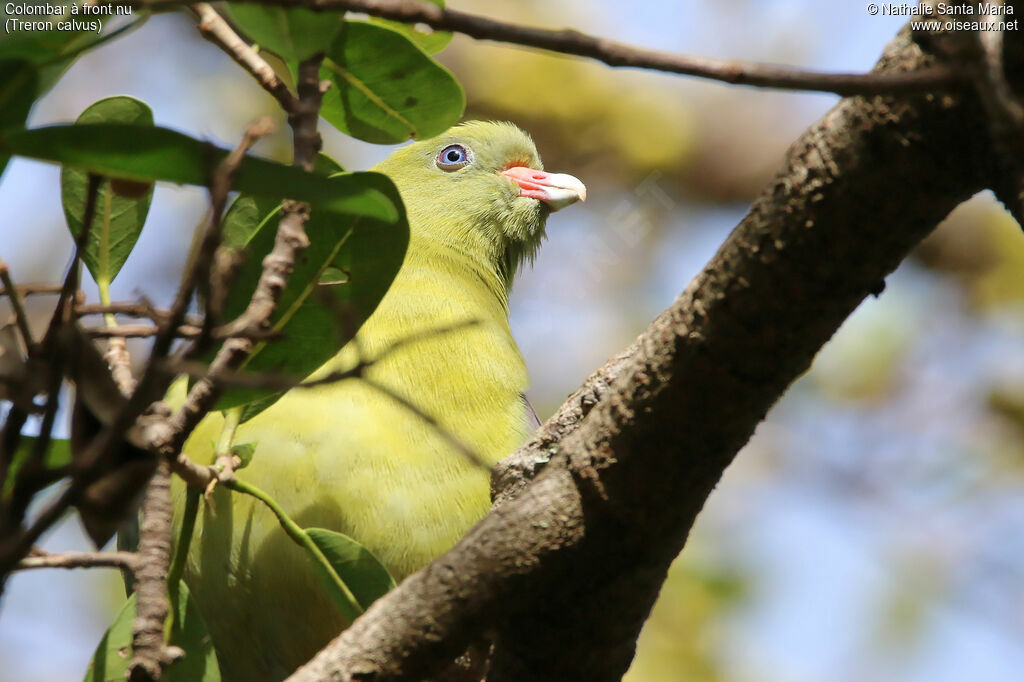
{"left": 501, "top": 166, "right": 587, "bottom": 211}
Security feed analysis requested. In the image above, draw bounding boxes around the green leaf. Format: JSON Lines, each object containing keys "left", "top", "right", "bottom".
{"left": 238, "top": 393, "right": 280, "bottom": 424}
{"left": 0, "top": 60, "right": 37, "bottom": 177}
{"left": 225, "top": 4, "right": 343, "bottom": 62}
{"left": 0, "top": 6, "right": 135, "bottom": 97}
{"left": 1, "top": 436, "right": 71, "bottom": 500}
{"left": 219, "top": 153, "right": 341, "bottom": 249}
{"left": 210, "top": 171, "right": 409, "bottom": 413}
{"left": 313, "top": 151, "right": 345, "bottom": 177}
{"left": 367, "top": 0, "right": 452, "bottom": 54}
{"left": 84, "top": 581, "right": 220, "bottom": 682}
{"left": 320, "top": 21, "right": 464, "bottom": 144}
{"left": 220, "top": 151, "right": 343, "bottom": 249}
{"left": 231, "top": 441, "right": 257, "bottom": 469}
{"left": 0, "top": 123, "right": 399, "bottom": 223}
{"left": 0, "top": 60, "right": 36, "bottom": 130}
{"left": 221, "top": 194, "right": 281, "bottom": 252}
{"left": 61, "top": 97, "right": 155, "bottom": 287}
{"left": 306, "top": 528, "right": 396, "bottom": 610}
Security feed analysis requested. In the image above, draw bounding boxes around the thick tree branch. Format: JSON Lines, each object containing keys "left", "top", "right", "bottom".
{"left": 285, "top": 15, "right": 1019, "bottom": 682}
{"left": 973, "top": 9, "right": 1024, "bottom": 224}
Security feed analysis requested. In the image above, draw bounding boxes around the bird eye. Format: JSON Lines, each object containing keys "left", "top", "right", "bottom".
{"left": 436, "top": 143, "right": 471, "bottom": 171}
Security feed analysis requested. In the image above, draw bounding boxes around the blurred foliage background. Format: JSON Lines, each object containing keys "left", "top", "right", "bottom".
{"left": 3, "top": 1, "right": 1024, "bottom": 681}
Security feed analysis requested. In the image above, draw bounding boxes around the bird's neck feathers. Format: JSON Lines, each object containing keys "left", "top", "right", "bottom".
{"left": 400, "top": 198, "right": 545, "bottom": 310}
{"left": 404, "top": 223, "right": 512, "bottom": 314}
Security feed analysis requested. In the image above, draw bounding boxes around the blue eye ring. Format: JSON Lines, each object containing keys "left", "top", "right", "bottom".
{"left": 436, "top": 143, "right": 471, "bottom": 171}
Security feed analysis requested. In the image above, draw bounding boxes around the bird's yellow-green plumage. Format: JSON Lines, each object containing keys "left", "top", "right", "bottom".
{"left": 173, "top": 122, "right": 583, "bottom": 681}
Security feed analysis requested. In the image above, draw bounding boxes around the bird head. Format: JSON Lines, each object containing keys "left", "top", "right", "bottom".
{"left": 373, "top": 121, "right": 586, "bottom": 288}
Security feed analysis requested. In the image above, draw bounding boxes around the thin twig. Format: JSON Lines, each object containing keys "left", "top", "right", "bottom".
{"left": 0, "top": 260, "right": 34, "bottom": 349}
{"left": 85, "top": 323, "right": 282, "bottom": 340}
{"left": 41, "top": 175, "right": 101, "bottom": 352}
{"left": 14, "top": 549, "right": 138, "bottom": 571}
{"left": 190, "top": 3, "right": 299, "bottom": 113}
{"left": 165, "top": 486, "right": 199, "bottom": 633}
{"left": 74, "top": 301, "right": 200, "bottom": 325}
{"left": 195, "top": 117, "right": 277, "bottom": 352}
{"left": 363, "top": 377, "right": 491, "bottom": 471}
{"left": 138, "top": 0, "right": 965, "bottom": 96}
{"left": 5, "top": 176, "right": 103, "bottom": 535}
{"left": 0, "top": 283, "right": 68, "bottom": 297}
{"left": 169, "top": 452, "right": 218, "bottom": 489}
{"left": 169, "top": 319, "right": 480, "bottom": 393}
{"left": 87, "top": 324, "right": 200, "bottom": 339}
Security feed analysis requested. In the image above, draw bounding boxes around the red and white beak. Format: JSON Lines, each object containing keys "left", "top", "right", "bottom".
{"left": 502, "top": 166, "right": 587, "bottom": 212}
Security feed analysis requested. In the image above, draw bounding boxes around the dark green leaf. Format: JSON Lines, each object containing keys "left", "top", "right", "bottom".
{"left": 0, "top": 60, "right": 37, "bottom": 177}
{"left": 0, "top": 60, "right": 36, "bottom": 130}
{"left": 0, "top": 6, "right": 133, "bottom": 97}
{"left": 306, "top": 528, "right": 396, "bottom": 610}
{"left": 313, "top": 152, "right": 345, "bottom": 176}
{"left": 367, "top": 0, "right": 452, "bottom": 54}
{"left": 220, "top": 154, "right": 341, "bottom": 249}
{"left": 0, "top": 123, "right": 399, "bottom": 222}
{"left": 84, "top": 581, "right": 220, "bottom": 682}
{"left": 221, "top": 194, "right": 281, "bottom": 252}
{"left": 320, "top": 21, "right": 464, "bottom": 144}
{"left": 238, "top": 393, "right": 280, "bottom": 424}
{"left": 1, "top": 436, "right": 71, "bottom": 501}
{"left": 225, "top": 4, "right": 343, "bottom": 62}
{"left": 210, "top": 171, "right": 408, "bottom": 413}
{"left": 61, "top": 97, "right": 155, "bottom": 286}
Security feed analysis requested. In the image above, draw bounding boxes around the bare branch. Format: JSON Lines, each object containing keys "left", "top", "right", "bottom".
{"left": 168, "top": 318, "right": 480, "bottom": 391}
{"left": 0, "top": 260, "right": 34, "bottom": 349}
{"left": 14, "top": 549, "right": 138, "bottom": 571}
{"left": 191, "top": 3, "right": 300, "bottom": 114}
{"left": 75, "top": 301, "right": 200, "bottom": 325}
{"left": 84, "top": 323, "right": 280, "bottom": 340}
{"left": 128, "top": 460, "right": 181, "bottom": 682}
{"left": 0, "top": 283, "right": 69, "bottom": 297}
{"left": 41, "top": 174, "right": 101, "bottom": 351}
{"left": 137, "top": 0, "right": 965, "bottom": 96}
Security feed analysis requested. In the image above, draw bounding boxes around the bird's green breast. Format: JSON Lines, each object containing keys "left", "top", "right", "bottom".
{"left": 177, "top": 248, "right": 530, "bottom": 680}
